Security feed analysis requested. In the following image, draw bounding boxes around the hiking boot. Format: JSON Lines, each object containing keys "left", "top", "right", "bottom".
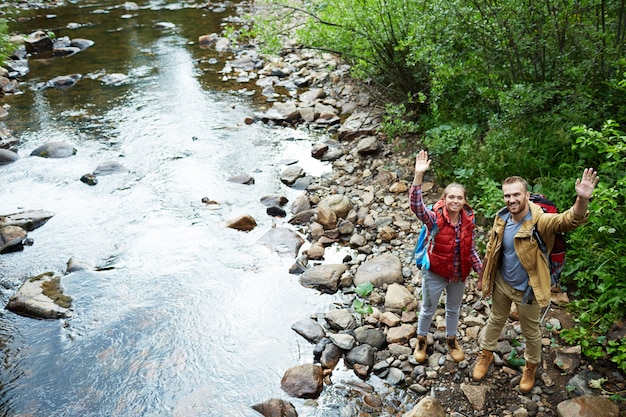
{"left": 519, "top": 362, "right": 538, "bottom": 393}
{"left": 472, "top": 350, "right": 494, "bottom": 381}
{"left": 446, "top": 336, "right": 465, "bottom": 362}
{"left": 413, "top": 335, "right": 428, "bottom": 363}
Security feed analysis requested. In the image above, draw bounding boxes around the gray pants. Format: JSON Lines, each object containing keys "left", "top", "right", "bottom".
{"left": 417, "top": 269, "right": 466, "bottom": 337}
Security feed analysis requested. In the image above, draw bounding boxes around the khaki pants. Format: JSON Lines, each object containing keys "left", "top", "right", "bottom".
{"left": 480, "top": 272, "right": 542, "bottom": 364}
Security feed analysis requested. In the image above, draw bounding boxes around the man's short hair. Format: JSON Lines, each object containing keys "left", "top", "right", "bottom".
{"left": 502, "top": 176, "right": 529, "bottom": 191}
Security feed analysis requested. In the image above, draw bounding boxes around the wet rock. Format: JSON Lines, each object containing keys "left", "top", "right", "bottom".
{"left": 101, "top": 73, "right": 128, "bottom": 86}
{"left": 227, "top": 173, "right": 255, "bottom": 184}
{"left": 0, "top": 148, "right": 19, "bottom": 165}
{"left": 80, "top": 173, "right": 98, "bottom": 185}
{"left": 267, "top": 206, "right": 287, "bottom": 217}
{"left": 291, "top": 318, "right": 326, "bottom": 344}
{"left": 260, "top": 195, "right": 289, "bottom": 208}
{"left": 93, "top": 160, "right": 129, "bottom": 176}
{"left": 5, "top": 272, "right": 72, "bottom": 319}
{"left": 257, "top": 227, "right": 305, "bottom": 257}
{"left": 153, "top": 22, "right": 176, "bottom": 30}
{"left": 315, "top": 338, "right": 342, "bottom": 369}
{"left": 24, "top": 30, "right": 53, "bottom": 55}
{"left": 280, "top": 165, "right": 305, "bottom": 185}
{"left": 30, "top": 141, "right": 77, "bottom": 158}
{"left": 0, "top": 225, "right": 27, "bottom": 253}
{"left": 289, "top": 194, "right": 310, "bottom": 214}
{"left": 556, "top": 395, "right": 619, "bottom": 417}
{"left": 70, "top": 38, "right": 94, "bottom": 50}
{"left": 46, "top": 74, "right": 82, "bottom": 88}
{"left": 299, "top": 263, "right": 348, "bottom": 294}
{"left": 280, "top": 363, "right": 324, "bottom": 399}
{"left": 225, "top": 214, "right": 256, "bottom": 231}
{"left": 251, "top": 398, "right": 297, "bottom": 417}
{"left": 53, "top": 46, "right": 81, "bottom": 57}
{"left": 66, "top": 257, "right": 94, "bottom": 273}
{"left": 0, "top": 209, "right": 55, "bottom": 231}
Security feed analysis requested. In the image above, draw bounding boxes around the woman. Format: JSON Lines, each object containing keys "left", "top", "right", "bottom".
{"left": 410, "top": 150, "right": 483, "bottom": 363}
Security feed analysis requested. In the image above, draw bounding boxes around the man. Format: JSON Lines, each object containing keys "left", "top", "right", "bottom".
{"left": 473, "top": 168, "right": 599, "bottom": 394}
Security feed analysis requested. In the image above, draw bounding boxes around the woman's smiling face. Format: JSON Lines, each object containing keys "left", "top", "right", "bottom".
{"left": 444, "top": 186, "right": 466, "bottom": 214}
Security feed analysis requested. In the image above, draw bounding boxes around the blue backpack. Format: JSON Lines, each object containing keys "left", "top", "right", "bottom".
{"left": 413, "top": 222, "right": 438, "bottom": 270}
{"left": 413, "top": 204, "right": 438, "bottom": 270}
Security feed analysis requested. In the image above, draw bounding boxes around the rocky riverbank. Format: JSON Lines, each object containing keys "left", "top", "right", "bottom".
{"left": 214, "top": 3, "right": 626, "bottom": 417}
{"left": 0, "top": 1, "right": 624, "bottom": 417}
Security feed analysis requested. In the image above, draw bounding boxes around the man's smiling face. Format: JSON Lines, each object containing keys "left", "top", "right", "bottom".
{"left": 502, "top": 182, "right": 530, "bottom": 216}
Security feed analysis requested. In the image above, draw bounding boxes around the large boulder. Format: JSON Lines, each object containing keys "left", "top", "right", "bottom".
{"left": 353, "top": 253, "right": 403, "bottom": 287}
{"left": 5, "top": 272, "right": 72, "bottom": 319}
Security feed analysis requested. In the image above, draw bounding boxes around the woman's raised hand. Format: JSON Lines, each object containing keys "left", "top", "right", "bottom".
{"left": 414, "top": 150, "right": 431, "bottom": 174}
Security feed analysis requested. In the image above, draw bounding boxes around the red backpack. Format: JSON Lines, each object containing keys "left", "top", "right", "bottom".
{"left": 529, "top": 193, "right": 566, "bottom": 291}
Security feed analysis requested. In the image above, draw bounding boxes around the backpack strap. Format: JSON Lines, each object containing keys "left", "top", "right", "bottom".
{"left": 521, "top": 224, "right": 547, "bottom": 305}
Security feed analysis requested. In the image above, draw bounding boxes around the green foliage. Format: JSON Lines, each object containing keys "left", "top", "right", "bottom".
{"left": 380, "top": 98, "right": 421, "bottom": 141}
{"left": 557, "top": 121, "right": 626, "bottom": 370}
{"left": 0, "top": 18, "right": 11, "bottom": 66}
{"left": 352, "top": 282, "right": 374, "bottom": 315}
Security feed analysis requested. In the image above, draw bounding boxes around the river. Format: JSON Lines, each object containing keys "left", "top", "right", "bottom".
{"left": 0, "top": 1, "right": 353, "bottom": 416}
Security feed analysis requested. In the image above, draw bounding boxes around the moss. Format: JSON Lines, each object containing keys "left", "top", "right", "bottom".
{"left": 40, "top": 277, "right": 72, "bottom": 308}
{"left": 28, "top": 271, "right": 54, "bottom": 282}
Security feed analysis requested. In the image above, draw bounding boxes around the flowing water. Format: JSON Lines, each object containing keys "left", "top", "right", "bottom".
{"left": 0, "top": 1, "right": 354, "bottom": 416}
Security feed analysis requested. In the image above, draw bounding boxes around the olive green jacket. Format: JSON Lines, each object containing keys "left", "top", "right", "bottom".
{"left": 481, "top": 201, "right": 589, "bottom": 307}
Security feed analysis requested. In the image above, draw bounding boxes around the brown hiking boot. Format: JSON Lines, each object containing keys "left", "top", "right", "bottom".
{"left": 519, "top": 362, "right": 538, "bottom": 393}
{"left": 472, "top": 350, "right": 494, "bottom": 381}
{"left": 446, "top": 336, "right": 465, "bottom": 362}
{"left": 413, "top": 335, "right": 428, "bottom": 363}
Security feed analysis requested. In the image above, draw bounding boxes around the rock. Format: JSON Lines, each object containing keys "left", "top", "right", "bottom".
{"left": 0, "top": 225, "right": 27, "bottom": 253}
{"left": 70, "top": 38, "right": 94, "bottom": 50}
{"left": 0, "top": 148, "right": 20, "bottom": 165}
{"left": 554, "top": 345, "right": 582, "bottom": 374}
{"left": 556, "top": 395, "right": 619, "bottom": 417}
{"left": 0, "top": 209, "right": 55, "bottom": 231}
{"left": 46, "top": 74, "right": 82, "bottom": 88}
{"left": 324, "top": 308, "right": 357, "bottom": 330}
{"left": 260, "top": 195, "right": 289, "bottom": 208}
{"left": 280, "top": 165, "right": 305, "bottom": 185}
{"left": 460, "top": 383, "right": 490, "bottom": 411}
{"left": 317, "top": 194, "right": 352, "bottom": 220}
{"left": 5, "top": 272, "right": 72, "bottom": 319}
{"left": 291, "top": 318, "right": 326, "bottom": 344}
{"left": 251, "top": 398, "right": 297, "bottom": 417}
{"left": 80, "top": 173, "right": 98, "bottom": 185}
{"left": 267, "top": 206, "right": 287, "bottom": 217}
{"left": 153, "top": 22, "right": 176, "bottom": 30}
{"left": 30, "top": 141, "right": 77, "bottom": 158}
{"left": 386, "top": 323, "right": 416, "bottom": 344}
{"left": 257, "top": 227, "right": 304, "bottom": 257}
{"left": 403, "top": 396, "right": 446, "bottom": 417}
{"left": 93, "top": 160, "right": 129, "bottom": 176}
{"left": 299, "top": 263, "right": 348, "bottom": 294}
{"left": 101, "top": 73, "right": 128, "bottom": 86}
{"left": 24, "top": 31, "right": 53, "bottom": 55}
{"left": 228, "top": 174, "right": 255, "bottom": 184}
{"left": 384, "top": 283, "right": 417, "bottom": 312}
{"left": 353, "top": 253, "right": 403, "bottom": 287}
{"left": 280, "top": 363, "right": 324, "bottom": 399}
{"left": 225, "top": 214, "right": 256, "bottom": 231}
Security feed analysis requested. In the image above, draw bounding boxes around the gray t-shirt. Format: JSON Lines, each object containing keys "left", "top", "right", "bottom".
{"left": 500, "top": 211, "right": 532, "bottom": 290}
